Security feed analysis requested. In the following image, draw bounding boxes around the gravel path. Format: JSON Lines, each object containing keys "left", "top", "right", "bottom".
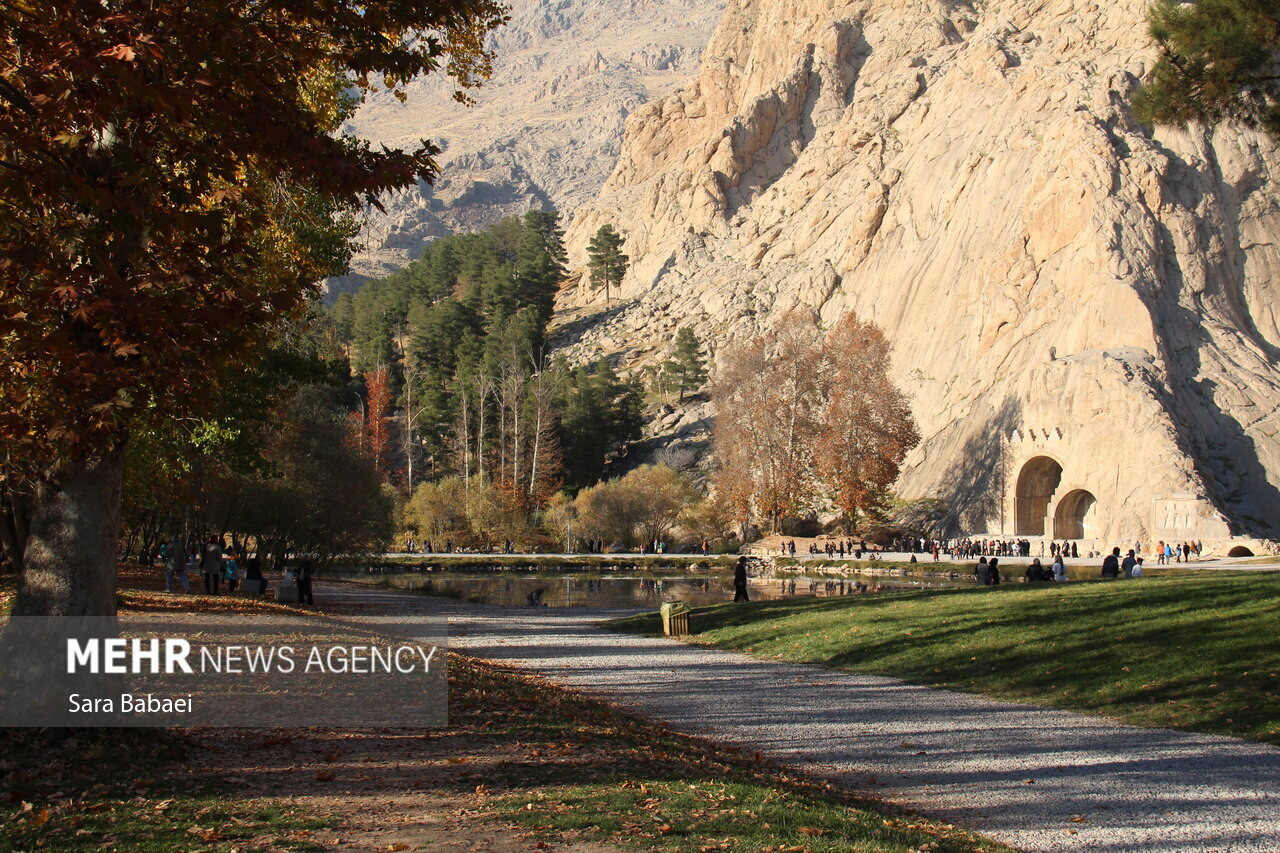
{"left": 322, "top": 582, "right": 1280, "bottom": 853}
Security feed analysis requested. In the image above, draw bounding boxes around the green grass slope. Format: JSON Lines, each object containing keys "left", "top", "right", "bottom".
{"left": 607, "top": 574, "right": 1280, "bottom": 744}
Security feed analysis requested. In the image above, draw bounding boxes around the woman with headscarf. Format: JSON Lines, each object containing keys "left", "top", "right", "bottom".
{"left": 733, "top": 556, "right": 750, "bottom": 602}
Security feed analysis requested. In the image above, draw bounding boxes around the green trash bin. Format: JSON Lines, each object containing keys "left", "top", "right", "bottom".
{"left": 660, "top": 601, "right": 690, "bottom": 636}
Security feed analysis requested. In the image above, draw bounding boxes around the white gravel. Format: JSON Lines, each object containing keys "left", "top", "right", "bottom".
{"left": 323, "top": 583, "right": 1280, "bottom": 852}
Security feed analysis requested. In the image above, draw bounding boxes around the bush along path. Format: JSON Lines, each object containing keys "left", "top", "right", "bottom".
{"left": 318, "top": 581, "right": 1280, "bottom": 852}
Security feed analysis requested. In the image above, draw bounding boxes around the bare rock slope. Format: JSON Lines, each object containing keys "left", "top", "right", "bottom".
{"left": 335, "top": 0, "right": 724, "bottom": 290}
{"left": 562, "top": 0, "right": 1280, "bottom": 543}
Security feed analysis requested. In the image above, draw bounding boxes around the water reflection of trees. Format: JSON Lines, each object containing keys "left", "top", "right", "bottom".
{"left": 408, "top": 573, "right": 962, "bottom": 608}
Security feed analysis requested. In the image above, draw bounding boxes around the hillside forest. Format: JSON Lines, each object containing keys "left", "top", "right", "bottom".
{"left": 108, "top": 209, "right": 920, "bottom": 565}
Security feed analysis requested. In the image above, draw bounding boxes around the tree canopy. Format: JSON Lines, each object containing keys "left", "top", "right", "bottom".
{"left": 0, "top": 0, "right": 507, "bottom": 465}
{"left": 0, "top": 0, "right": 508, "bottom": 616}
{"left": 1133, "top": 0, "right": 1280, "bottom": 138}
{"left": 712, "top": 312, "right": 918, "bottom": 534}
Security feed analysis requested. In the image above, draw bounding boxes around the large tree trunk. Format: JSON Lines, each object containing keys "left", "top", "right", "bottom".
{"left": 11, "top": 443, "right": 127, "bottom": 618}
{"left": 0, "top": 484, "right": 31, "bottom": 576}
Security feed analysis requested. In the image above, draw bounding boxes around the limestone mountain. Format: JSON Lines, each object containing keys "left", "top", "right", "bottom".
{"left": 560, "top": 0, "right": 1280, "bottom": 545}
{"left": 332, "top": 0, "right": 724, "bottom": 293}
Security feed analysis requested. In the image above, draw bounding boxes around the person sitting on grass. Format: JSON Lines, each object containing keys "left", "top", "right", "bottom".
{"left": 1102, "top": 547, "right": 1121, "bottom": 578}
{"left": 1025, "top": 558, "right": 1050, "bottom": 582}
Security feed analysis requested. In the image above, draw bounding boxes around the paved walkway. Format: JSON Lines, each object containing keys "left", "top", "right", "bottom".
{"left": 321, "top": 583, "right": 1280, "bottom": 853}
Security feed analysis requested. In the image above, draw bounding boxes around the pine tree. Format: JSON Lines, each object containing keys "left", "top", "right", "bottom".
{"left": 661, "top": 327, "right": 708, "bottom": 402}
{"left": 1133, "top": 0, "right": 1280, "bottom": 139}
{"left": 586, "top": 224, "right": 628, "bottom": 302}
{"left": 557, "top": 358, "right": 644, "bottom": 486}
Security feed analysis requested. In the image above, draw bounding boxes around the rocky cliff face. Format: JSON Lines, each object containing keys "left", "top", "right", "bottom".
{"left": 332, "top": 0, "right": 724, "bottom": 293}
{"left": 561, "top": 0, "right": 1280, "bottom": 543}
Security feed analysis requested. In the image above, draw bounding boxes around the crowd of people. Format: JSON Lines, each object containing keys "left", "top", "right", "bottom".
{"left": 773, "top": 539, "right": 873, "bottom": 558}
{"left": 153, "top": 535, "right": 315, "bottom": 604}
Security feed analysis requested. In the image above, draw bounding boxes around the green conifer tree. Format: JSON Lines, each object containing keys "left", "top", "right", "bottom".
{"left": 660, "top": 327, "right": 708, "bottom": 402}
{"left": 586, "top": 224, "right": 628, "bottom": 302}
{"left": 1134, "top": 0, "right": 1280, "bottom": 139}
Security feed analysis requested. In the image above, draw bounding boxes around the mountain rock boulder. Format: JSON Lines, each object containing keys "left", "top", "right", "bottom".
{"left": 562, "top": 0, "right": 1280, "bottom": 544}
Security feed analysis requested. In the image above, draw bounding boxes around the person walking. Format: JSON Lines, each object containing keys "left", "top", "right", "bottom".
{"left": 733, "top": 556, "right": 750, "bottom": 602}
{"left": 165, "top": 534, "right": 190, "bottom": 593}
{"left": 296, "top": 558, "right": 315, "bottom": 605}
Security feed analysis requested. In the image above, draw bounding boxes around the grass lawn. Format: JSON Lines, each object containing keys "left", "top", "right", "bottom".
{"left": 606, "top": 573, "right": 1280, "bottom": 745}
{"left": 0, "top": 659, "right": 1012, "bottom": 853}
{"left": 0, "top": 729, "right": 329, "bottom": 852}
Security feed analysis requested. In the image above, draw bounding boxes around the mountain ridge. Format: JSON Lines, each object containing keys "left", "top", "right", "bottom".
{"left": 557, "top": 0, "right": 1280, "bottom": 543}
{"left": 332, "top": 0, "right": 724, "bottom": 295}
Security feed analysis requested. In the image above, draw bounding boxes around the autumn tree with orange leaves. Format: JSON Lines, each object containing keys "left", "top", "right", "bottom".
{"left": 0, "top": 0, "right": 507, "bottom": 617}
{"left": 364, "top": 366, "right": 394, "bottom": 479}
{"left": 712, "top": 312, "right": 918, "bottom": 535}
{"left": 711, "top": 313, "right": 825, "bottom": 535}
{"left": 816, "top": 313, "right": 919, "bottom": 528}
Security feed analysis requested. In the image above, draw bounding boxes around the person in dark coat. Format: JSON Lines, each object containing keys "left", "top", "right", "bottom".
{"left": 988, "top": 557, "right": 1001, "bottom": 585}
{"left": 733, "top": 556, "right": 750, "bottom": 602}
{"left": 1121, "top": 549, "right": 1138, "bottom": 578}
{"left": 1101, "top": 547, "right": 1121, "bottom": 578}
{"left": 296, "top": 558, "right": 315, "bottom": 605}
{"left": 244, "top": 556, "right": 266, "bottom": 593}
{"left": 201, "top": 535, "right": 223, "bottom": 595}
